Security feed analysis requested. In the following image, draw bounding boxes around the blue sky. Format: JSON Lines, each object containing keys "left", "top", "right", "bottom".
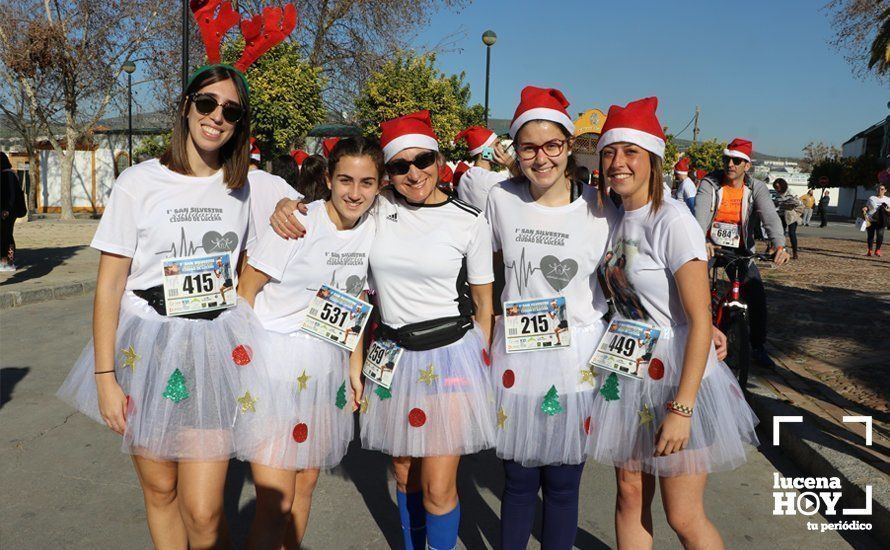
{"left": 412, "top": 0, "right": 888, "bottom": 157}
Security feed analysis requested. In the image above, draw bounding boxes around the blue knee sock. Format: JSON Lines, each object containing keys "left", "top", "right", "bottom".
{"left": 397, "top": 490, "right": 426, "bottom": 550}
{"left": 541, "top": 462, "right": 585, "bottom": 549}
{"left": 500, "top": 460, "right": 541, "bottom": 550}
{"left": 426, "top": 502, "right": 460, "bottom": 550}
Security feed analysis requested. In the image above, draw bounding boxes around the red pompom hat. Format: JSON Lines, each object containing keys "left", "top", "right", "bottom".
{"left": 674, "top": 157, "right": 690, "bottom": 174}
{"left": 440, "top": 163, "right": 454, "bottom": 184}
{"left": 290, "top": 149, "right": 309, "bottom": 166}
{"left": 509, "top": 86, "right": 574, "bottom": 138}
{"left": 724, "top": 138, "right": 753, "bottom": 162}
{"left": 249, "top": 137, "right": 261, "bottom": 162}
{"left": 454, "top": 126, "right": 497, "bottom": 157}
{"left": 322, "top": 137, "right": 340, "bottom": 158}
{"left": 379, "top": 110, "right": 439, "bottom": 162}
{"left": 454, "top": 161, "right": 471, "bottom": 186}
{"left": 597, "top": 97, "right": 666, "bottom": 159}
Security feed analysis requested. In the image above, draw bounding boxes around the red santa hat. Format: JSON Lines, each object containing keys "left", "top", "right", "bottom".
{"left": 249, "top": 137, "right": 261, "bottom": 162}
{"left": 454, "top": 126, "right": 497, "bottom": 157}
{"left": 695, "top": 169, "right": 707, "bottom": 180}
{"left": 322, "top": 137, "right": 340, "bottom": 158}
{"left": 379, "top": 110, "right": 439, "bottom": 162}
{"left": 596, "top": 97, "right": 665, "bottom": 159}
{"left": 509, "top": 86, "right": 574, "bottom": 139}
{"left": 724, "top": 138, "right": 753, "bottom": 162}
{"left": 674, "top": 157, "right": 690, "bottom": 175}
{"left": 454, "top": 161, "right": 470, "bottom": 186}
{"left": 440, "top": 163, "right": 454, "bottom": 184}
{"left": 290, "top": 149, "right": 309, "bottom": 166}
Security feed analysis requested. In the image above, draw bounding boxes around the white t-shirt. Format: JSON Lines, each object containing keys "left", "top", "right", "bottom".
{"left": 91, "top": 159, "right": 254, "bottom": 290}
{"left": 599, "top": 197, "right": 708, "bottom": 328}
{"left": 247, "top": 168, "right": 303, "bottom": 244}
{"left": 672, "top": 177, "right": 696, "bottom": 202}
{"left": 248, "top": 200, "right": 375, "bottom": 333}
{"left": 457, "top": 166, "right": 507, "bottom": 211}
{"left": 369, "top": 189, "right": 494, "bottom": 328}
{"left": 486, "top": 180, "right": 615, "bottom": 327}
{"left": 865, "top": 195, "right": 890, "bottom": 220}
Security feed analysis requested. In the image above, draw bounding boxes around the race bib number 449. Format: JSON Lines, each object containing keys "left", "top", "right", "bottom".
{"left": 162, "top": 253, "right": 236, "bottom": 316}
{"left": 503, "top": 296, "right": 571, "bottom": 353}
{"left": 589, "top": 319, "right": 660, "bottom": 379}
{"left": 711, "top": 221, "right": 741, "bottom": 248}
{"left": 300, "top": 284, "right": 372, "bottom": 352}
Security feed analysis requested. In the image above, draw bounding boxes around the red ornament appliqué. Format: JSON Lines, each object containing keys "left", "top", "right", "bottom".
{"left": 502, "top": 369, "right": 515, "bottom": 389}
{"left": 584, "top": 416, "right": 592, "bottom": 434}
{"left": 482, "top": 348, "right": 491, "bottom": 366}
{"left": 292, "top": 423, "right": 308, "bottom": 443}
{"left": 408, "top": 408, "right": 427, "bottom": 428}
{"left": 232, "top": 345, "right": 253, "bottom": 366}
{"left": 648, "top": 359, "right": 664, "bottom": 380}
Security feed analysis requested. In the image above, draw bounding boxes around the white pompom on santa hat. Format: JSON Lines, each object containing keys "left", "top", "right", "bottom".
{"left": 723, "top": 138, "right": 753, "bottom": 162}
{"left": 249, "top": 137, "right": 261, "bottom": 162}
{"left": 454, "top": 126, "right": 497, "bottom": 157}
{"left": 509, "top": 86, "right": 575, "bottom": 138}
{"left": 379, "top": 110, "right": 439, "bottom": 162}
{"left": 596, "top": 97, "right": 665, "bottom": 159}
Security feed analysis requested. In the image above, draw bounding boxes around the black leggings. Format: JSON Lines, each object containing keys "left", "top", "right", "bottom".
{"left": 866, "top": 224, "right": 885, "bottom": 250}
{"left": 0, "top": 214, "right": 14, "bottom": 262}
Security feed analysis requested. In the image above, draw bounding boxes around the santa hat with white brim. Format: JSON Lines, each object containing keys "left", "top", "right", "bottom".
{"left": 509, "top": 86, "right": 574, "bottom": 139}
{"left": 723, "top": 138, "right": 753, "bottom": 162}
{"left": 596, "top": 97, "right": 666, "bottom": 159}
{"left": 249, "top": 137, "right": 261, "bottom": 162}
{"left": 380, "top": 110, "right": 439, "bottom": 162}
{"left": 454, "top": 126, "right": 497, "bottom": 157}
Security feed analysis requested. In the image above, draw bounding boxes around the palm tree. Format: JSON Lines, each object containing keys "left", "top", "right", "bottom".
{"left": 868, "top": 7, "right": 890, "bottom": 75}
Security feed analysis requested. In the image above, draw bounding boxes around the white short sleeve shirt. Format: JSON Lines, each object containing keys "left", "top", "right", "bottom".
{"left": 457, "top": 166, "right": 508, "bottom": 211}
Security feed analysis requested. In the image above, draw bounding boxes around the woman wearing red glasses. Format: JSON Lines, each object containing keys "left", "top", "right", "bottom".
{"left": 270, "top": 110, "right": 496, "bottom": 550}
{"left": 485, "top": 86, "right": 615, "bottom": 549}
{"left": 55, "top": 2, "right": 297, "bottom": 545}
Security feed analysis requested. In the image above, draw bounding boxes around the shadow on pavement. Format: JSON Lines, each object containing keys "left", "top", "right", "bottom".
{"left": 224, "top": 458, "right": 254, "bottom": 547}
{"left": 0, "top": 367, "right": 29, "bottom": 409}
{"left": 0, "top": 245, "right": 86, "bottom": 286}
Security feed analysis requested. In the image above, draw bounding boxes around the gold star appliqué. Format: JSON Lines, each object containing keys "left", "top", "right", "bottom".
{"left": 638, "top": 404, "right": 654, "bottom": 426}
{"left": 359, "top": 397, "right": 369, "bottom": 414}
{"left": 579, "top": 366, "right": 596, "bottom": 386}
{"left": 238, "top": 391, "right": 257, "bottom": 413}
{"left": 296, "top": 370, "right": 310, "bottom": 392}
{"left": 418, "top": 364, "right": 439, "bottom": 386}
{"left": 497, "top": 407, "right": 508, "bottom": 429}
{"left": 120, "top": 345, "right": 140, "bottom": 371}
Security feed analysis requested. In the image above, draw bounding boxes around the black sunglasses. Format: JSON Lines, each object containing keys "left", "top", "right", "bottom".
{"left": 385, "top": 150, "right": 438, "bottom": 177}
{"left": 723, "top": 156, "right": 745, "bottom": 166}
{"left": 190, "top": 93, "right": 244, "bottom": 124}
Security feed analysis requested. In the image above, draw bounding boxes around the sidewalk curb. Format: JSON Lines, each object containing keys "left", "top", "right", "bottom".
{"left": 0, "top": 280, "right": 96, "bottom": 310}
{"left": 747, "top": 376, "right": 890, "bottom": 541}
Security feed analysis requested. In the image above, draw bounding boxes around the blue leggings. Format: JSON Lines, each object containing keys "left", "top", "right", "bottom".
{"left": 500, "top": 460, "right": 585, "bottom": 550}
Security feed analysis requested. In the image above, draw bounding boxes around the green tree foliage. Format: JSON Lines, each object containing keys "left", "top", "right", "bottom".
{"left": 133, "top": 132, "right": 172, "bottom": 162}
{"left": 223, "top": 41, "right": 325, "bottom": 157}
{"left": 810, "top": 155, "right": 883, "bottom": 189}
{"left": 684, "top": 139, "right": 727, "bottom": 173}
{"left": 663, "top": 133, "right": 679, "bottom": 170}
{"left": 354, "top": 53, "right": 484, "bottom": 160}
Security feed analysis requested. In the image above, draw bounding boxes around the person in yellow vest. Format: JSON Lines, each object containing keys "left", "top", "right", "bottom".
{"left": 799, "top": 188, "right": 816, "bottom": 226}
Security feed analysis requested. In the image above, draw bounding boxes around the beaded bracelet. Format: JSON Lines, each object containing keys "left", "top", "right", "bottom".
{"left": 94, "top": 370, "right": 116, "bottom": 375}
{"left": 666, "top": 400, "right": 693, "bottom": 417}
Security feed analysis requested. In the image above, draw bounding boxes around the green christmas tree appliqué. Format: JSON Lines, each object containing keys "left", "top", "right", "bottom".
{"left": 600, "top": 373, "right": 620, "bottom": 401}
{"left": 540, "top": 385, "right": 564, "bottom": 416}
{"left": 374, "top": 384, "right": 392, "bottom": 400}
{"left": 335, "top": 382, "right": 348, "bottom": 410}
{"left": 162, "top": 369, "right": 190, "bottom": 403}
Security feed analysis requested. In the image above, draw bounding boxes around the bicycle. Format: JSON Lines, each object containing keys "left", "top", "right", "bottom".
{"left": 709, "top": 248, "right": 772, "bottom": 389}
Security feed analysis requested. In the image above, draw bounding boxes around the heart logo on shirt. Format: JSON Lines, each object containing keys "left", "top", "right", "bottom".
{"left": 540, "top": 256, "right": 578, "bottom": 291}
{"left": 202, "top": 231, "right": 239, "bottom": 253}
{"left": 345, "top": 275, "right": 366, "bottom": 296}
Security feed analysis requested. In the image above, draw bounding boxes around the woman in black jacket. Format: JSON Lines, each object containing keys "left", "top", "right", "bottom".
{"left": 0, "top": 152, "right": 21, "bottom": 272}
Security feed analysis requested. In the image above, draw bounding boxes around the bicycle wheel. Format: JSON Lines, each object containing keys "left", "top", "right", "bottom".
{"left": 723, "top": 308, "right": 751, "bottom": 389}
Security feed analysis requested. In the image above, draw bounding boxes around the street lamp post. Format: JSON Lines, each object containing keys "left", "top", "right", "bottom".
{"left": 122, "top": 61, "right": 136, "bottom": 166}
{"left": 482, "top": 30, "right": 497, "bottom": 127}
{"left": 182, "top": 0, "right": 189, "bottom": 93}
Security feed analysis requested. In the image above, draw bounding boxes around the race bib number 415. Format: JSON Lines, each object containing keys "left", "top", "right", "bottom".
{"left": 162, "top": 253, "right": 236, "bottom": 316}
{"left": 589, "top": 319, "right": 660, "bottom": 379}
{"left": 300, "top": 284, "right": 372, "bottom": 352}
{"left": 503, "top": 296, "right": 571, "bottom": 353}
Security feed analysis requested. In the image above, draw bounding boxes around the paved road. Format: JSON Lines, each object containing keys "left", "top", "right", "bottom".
{"left": 0, "top": 295, "right": 879, "bottom": 549}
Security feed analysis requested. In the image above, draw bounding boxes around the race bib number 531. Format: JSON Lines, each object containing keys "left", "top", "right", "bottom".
{"left": 300, "top": 284, "right": 372, "bottom": 352}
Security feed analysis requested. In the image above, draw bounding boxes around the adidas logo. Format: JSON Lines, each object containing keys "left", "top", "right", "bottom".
{"left": 386, "top": 212, "right": 398, "bottom": 222}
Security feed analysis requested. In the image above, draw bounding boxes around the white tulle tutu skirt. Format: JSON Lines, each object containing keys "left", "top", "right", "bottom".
{"left": 56, "top": 291, "right": 271, "bottom": 461}
{"left": 237, "top": 329, "right": 354, "bottom": 470}
{"left": 585, "top": 324, "right": 759, "bottom": 476}
{"left": 492, "top": 318, "right": 606, "bottom": 467}
{"left": 360, "top": 325, "right": 496, "bottom": 457}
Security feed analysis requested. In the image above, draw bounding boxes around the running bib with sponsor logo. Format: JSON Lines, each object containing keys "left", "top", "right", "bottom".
{"left": 711, "top": 221, "right": 741, "bottom": 248}
{"left": 162, "top": 253, "right": 236, "bottom": 316}
{"left": 503, "top": 296, "right": 571, "bottom": 353}
{"left": 300, "top": 284, "right": 372, "bottom": 352}
{"left": 589, "top": 319, "right": 660, "bottom": 379}
{"left": 362, "top": 338, "right": 403, "bottom": 390}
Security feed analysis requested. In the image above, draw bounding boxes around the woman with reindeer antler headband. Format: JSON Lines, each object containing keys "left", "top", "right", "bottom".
{"left": 56, "top": 1, "right": 296, "bottom": 547}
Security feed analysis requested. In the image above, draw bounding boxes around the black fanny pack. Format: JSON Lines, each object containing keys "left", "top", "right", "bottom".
{"left": 133, "top": 286, "right": 225, "bottom": 321}
{"left": 377, "top": 316, "right": 473, "bottom": 351}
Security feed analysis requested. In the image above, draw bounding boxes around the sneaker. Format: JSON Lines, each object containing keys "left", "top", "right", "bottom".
{"left": 752, "top": 347, "right": 777, "bottom": 369}
{"left": 876, "top": 250, "right": 883, "bottom": 257}
{"left": 867, "top": 249, "right": 873, "bottom": 256}
{"left": 0, "top": 263, "right": 11, "bottom": 272}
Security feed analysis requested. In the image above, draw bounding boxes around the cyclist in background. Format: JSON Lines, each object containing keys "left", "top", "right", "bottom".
{"left": 694, "top": 138, "right": 788, "bottom": 369}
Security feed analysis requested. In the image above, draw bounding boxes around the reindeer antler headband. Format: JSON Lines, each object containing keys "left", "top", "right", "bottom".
{"left": 187, "top": 0, "right": 298, "bottom": 93}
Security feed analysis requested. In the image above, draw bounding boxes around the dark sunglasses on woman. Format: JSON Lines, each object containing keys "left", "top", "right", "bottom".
{"left": 385, "top": 150, "right": 438, "bottom": 177}
{"left": 190, "top": 93, "right": 244, "bottom": 124}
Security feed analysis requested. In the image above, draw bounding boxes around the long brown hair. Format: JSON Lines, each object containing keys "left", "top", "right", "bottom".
{"left": 597, "top": 149, "right": 664, "bottom": 213}
{"left": 160, "top": 66, "right": 251, "bottom": 189}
